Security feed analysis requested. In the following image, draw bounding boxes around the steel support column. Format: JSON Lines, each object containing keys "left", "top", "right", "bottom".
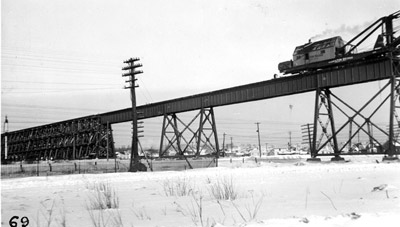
{"left": 309, "top": 77, "right": 400, "bottom": 159}
{"left": 385, "top": 52, "right": 400, "bottom": 160}
{"left": 325, "top": 89, "right": 342, "bottom": 160}
{"left": 310, "top": 89, "right": 321, "bottom": 159}
{"left": 158, "top": 108, "right": 219, "bottom": 161}
{"left": 310, "top": 88, "right": 341, "bottom": 160}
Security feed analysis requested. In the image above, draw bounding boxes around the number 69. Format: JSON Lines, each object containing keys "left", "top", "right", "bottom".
{"left": 9, "top": 216, "right": 29, "bottom": 227}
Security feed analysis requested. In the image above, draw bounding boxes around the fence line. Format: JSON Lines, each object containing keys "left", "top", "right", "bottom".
{"left": 1, "top": 158, "right": 217, "bottom": 178}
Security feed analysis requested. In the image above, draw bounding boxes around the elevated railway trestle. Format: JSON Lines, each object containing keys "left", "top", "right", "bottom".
{"left": 309, "top": 74, "right": 400, "bottom": 161}
{"left": 2, "top": 57, "right": 399, "bottom": 163}
{"left": 2, "top": 12, "right": 400, "bottom": 164}
{"left": 1, "top": 116, "right": 115, "bottom": 162}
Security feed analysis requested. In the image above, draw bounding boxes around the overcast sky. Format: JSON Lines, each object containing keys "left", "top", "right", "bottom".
{"left": 2, "top": 0, "right": 400, "bottom": 149}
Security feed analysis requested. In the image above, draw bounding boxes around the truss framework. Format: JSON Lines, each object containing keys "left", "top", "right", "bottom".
{"left": 1, "top": 117, "right": 114, "bottom": 162}
{"left": 311, "top": 77, "right": 400, "bottom": 158}
{"left": 159, "top": 108, "right": 220, "bottom": 160}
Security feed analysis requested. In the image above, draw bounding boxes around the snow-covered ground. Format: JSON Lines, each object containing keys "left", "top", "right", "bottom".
{"left": 1, "top": 156, "right": 400, "bottom": 227}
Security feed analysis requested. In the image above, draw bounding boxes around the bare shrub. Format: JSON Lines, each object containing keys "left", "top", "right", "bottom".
{"left": 58, "top": 203, "right": 67, "bottom": 227}
{"left": 87, "top": 209, "right": 108, "bottom": 227}
{"left": 208, "top": 176, "right": 238, "bottom": 200}
{"left": 162, "top": 176, "right": 195, "bottom": 197}
{"left": 131, "top": 202, "right": 151, "bottom": 220}
{"left": 86, "top": 208, "right": 124, "bottom": 227}
{"left": 231, "top": 196, "right": 264, "bottom": 222}
{"left": 109, "top": 210, "right": 124, "bottom": 227}
{"left": 176, "top": 194, "right": 215, "bottom": 227}
{"left": 35, "top": 198, "right": 68, "bottom": 227}
{"left": 86, "top": 181, "right": 119, "bottom": 210}
{"left": 85, "top": 181, "right": 122, "bottom": 227}
{"left": 36, "top": 199, "right": 56, "bottom": 227}
{"left": 186, "top": 194, "right": 203, "bottom": 225}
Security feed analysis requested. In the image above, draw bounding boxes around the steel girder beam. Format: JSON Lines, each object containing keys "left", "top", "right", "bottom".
{"left": 1, "top": 117, "right": 114, "bottom": 162}
{"left": 100, "top": 58, "right": 394, "bottom": 124}
{"left": 159, "top": 108, "right": 219, "bottom": 159}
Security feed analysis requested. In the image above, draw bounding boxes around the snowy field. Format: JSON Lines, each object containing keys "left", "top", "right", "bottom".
{"left": 1, "top": 156, "right": 400, "bottom": 227}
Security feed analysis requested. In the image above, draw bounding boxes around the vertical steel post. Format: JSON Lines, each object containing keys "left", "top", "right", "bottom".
{"left": 348, "top": 121, "right": 353, "bottom": 152}
{"left": 106, "top": 121, "right": 109, "bottom": 161}
{"left": 72, "top": 122, "right": 76, "bottom": 160}
{"left": 367, "top": 121, "right": 373, "bottom": 151}
{"left": 172, "top": 114, "right": 183, "bottom": 155}
{"left": 383, "top": 11, "right": 398, "bottom": 160}
{"left": 311, "top": 89, "right": 320, "bottom": 158}
{"left": 4, "top": 134, "right": 8, "bottom": 161}
{"left": 210, "top": 107, "right": 220, "bottom": 165}
{"left": 159, "top": 114, "right": 167, "bottom": 156}
{"left": 325, "top": 89, "right": 340, "bottom": 159}
{"left": 388, "top": 52, "right": 396, "bottom": 158}
{"left": 384, "top": 15, "right": 394, "bottom": 45}
{"left": 196, "top": 109, "right": 205, "bottom": 156}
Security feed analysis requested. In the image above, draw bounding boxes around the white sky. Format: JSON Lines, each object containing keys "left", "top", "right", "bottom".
{"left": 1, "top": 0, "right": 400, "bottom": 148}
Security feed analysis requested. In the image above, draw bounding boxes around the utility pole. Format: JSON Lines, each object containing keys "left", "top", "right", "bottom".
{"left": 222, "top": 133, "right": 226, "bottom": 156}
{"left": 122, "top": 58, "right": 143, "bottom": 172}
{"left": 255, "top": 122, "right": 261, "bottom": 158}
{"left": 289, "top": 104, "right": 293, "bottom": 151}
{"left": 230, "top": 137, "right": 233, "bottom": 153}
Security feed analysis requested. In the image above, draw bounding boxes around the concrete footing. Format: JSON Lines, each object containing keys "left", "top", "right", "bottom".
{"left": 306, "top": 157, "right": 321, "bottom": 162}
{"left": 331, "top": 156, "right": 345, "bottom": 162}
{"left": 382, "top": 156, "right": 399, "bottom": 162}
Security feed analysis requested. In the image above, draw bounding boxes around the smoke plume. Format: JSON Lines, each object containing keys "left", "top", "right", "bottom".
{"left": 310, "top": 21, "right": 375, "bottom": 42}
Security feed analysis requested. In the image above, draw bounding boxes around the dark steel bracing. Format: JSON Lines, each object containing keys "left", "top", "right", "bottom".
{"left": 342, "top": 11, "right": 400, "bottom": 56}
{"left": 308, "top": 11, "right": 400, "bottom": 160}
{"left": 1, "top": 117, "right": 114, "bottom": 162}
{"left": 310, "top": 77, "right": 400, "bottom": 159}
{"left": 159, "top": 108, "right": 220, "bottom": 165}
{"left": 311, "top": 88, "right": 340, "bottom": 158}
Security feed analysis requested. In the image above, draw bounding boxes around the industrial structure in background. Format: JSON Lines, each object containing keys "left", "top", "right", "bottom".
{"left": 1, "top": 11, "right": 400, "bottom": 166}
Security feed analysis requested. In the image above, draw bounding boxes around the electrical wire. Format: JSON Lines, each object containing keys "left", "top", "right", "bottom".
{"left": 2, "top": 80, "right": 121, "bottom": 86}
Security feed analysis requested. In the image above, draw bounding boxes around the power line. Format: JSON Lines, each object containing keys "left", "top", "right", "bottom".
{"left": 2, "top": 80, "right": 121, "bottom": 86}
{"left": 2, "top": 88, "right": 122, "bottom": 94}
{"left": 1, "top": 53, "right": 120, "bottom": 68}
{"left": 1, "top": 103, "right": 110, "bottom": 112}
{"left": 2, "top": 63, "right": 118, "bottom": 74}
{"left": 1, "top": 47, "right": 121, "bottom": 66}
{"left": 137, "top": 78, "right": 154, "bottom": 103}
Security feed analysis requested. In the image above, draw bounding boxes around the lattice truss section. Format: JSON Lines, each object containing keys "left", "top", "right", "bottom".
{"left": 1, "top": 117, "right": 114, "bottom": 161}
{"left": 159, "top": 108, "right": 219, "bottom": 157}
{"left": 312, "top": 79, "right": 400, "bottom": 156}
